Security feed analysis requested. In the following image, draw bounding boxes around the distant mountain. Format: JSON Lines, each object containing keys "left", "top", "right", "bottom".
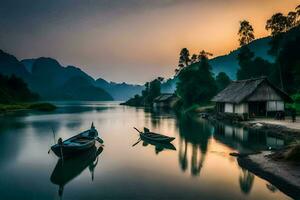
{"left": 57, "top": 76, "right": 112, "bottom": 101}
{"left": 21, "top": 59, "right": 35, "bottom": 73}
{"left": 0, "top": 51, "right": 113, "bottom": 101}
{"left": 95, "top": 78, "right": 144, "bottom": 101}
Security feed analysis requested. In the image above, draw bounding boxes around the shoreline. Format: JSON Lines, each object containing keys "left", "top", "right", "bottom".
{"left": 0, "top": 102, "right": 56, "bottom": 115}
{"left": 237, "top": 151, "right": 300, "bottom": 199}
{"left": 207, "top": 113, "right": 300, "bottom": 140}
{"left": 206, "top": 114, "right": 300, "bottom": 199}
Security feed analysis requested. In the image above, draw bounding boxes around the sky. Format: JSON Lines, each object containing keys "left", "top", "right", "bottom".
{"left": 0, "top": 0, "right": 299, "bottom": 84}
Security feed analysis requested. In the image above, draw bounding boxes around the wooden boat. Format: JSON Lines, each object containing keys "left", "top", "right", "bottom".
{"left": 134, "top": 127, "right": 175, "bottom": 143}
{"left": 51, "top": 123, "right": 103, "bottom": 158}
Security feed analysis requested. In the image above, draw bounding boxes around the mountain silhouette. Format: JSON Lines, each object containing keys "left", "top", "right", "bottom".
{"left": 95, "top": 78, "right": 144, "bottom": 101}
{"left": 0, "top": 52, "right": 113, "bottom": 101}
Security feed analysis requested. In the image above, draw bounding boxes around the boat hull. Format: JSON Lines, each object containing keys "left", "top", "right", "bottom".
{"left": 51, "top": 140, "right": 95, "bottom": 158}
{"left": 140, "top": 133, "right": 175, "bottom": 143}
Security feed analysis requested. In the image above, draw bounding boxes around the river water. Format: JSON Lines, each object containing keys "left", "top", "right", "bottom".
{"left": 0, "top": 101, "right": 293, "bottom": 200}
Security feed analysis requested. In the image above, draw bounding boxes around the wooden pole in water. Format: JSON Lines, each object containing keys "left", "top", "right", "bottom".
{"left": 58, "top": 138, "right": 64, "bottom": 165}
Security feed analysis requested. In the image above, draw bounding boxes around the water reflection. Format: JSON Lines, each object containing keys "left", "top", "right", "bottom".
{"left": 133, "top": 137, "right": 176, "bottom": 154}
{"left": 50, "top": 146, "right": 103, "bottom": 199}
{"left": 177, "top": 117, "right": 213, "bottom": 176}
{"left": 0, "top": 102, "right": 292, "bottom": 200}
{"left": 213, "top": 122, "right": 286, "bottom": 153}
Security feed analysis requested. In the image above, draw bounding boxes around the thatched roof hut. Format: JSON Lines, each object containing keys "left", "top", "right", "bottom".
{"left": 153, "top": 93, "right": 177, "bottom": 108}
{"left": 211, "top": 77, "right": 293, "bottom": 117}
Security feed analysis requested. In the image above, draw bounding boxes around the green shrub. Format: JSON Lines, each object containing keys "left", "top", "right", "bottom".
{"left": 292, "top": 93, "right": 300, "bottom": 103}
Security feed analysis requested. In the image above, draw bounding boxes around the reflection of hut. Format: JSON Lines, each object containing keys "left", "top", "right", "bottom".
{"left": 224, "top": 125, "right": 248, "bottom": 142}
{"left": 153, "top": 93, "right": 177, "bottom": 108}
{"left": 212, "top": 77, "right": 293, "bottom": 118}
{"left": 266, "top": 136, "right": 285, "bottom": 149}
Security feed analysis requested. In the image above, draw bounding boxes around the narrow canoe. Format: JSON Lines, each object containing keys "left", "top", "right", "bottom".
{"left": 134, "top": 127, "right": 175, "bottom": 143}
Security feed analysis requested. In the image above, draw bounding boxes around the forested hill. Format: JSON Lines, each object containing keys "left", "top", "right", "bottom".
{"left": 0, "top": 74, "right": 38, "bottom": 103}
{"left": 159, "top": 36, "right": 273, "bottom": 93}
{"left": 210, "top": 36, "right": 273, "bottom": 79}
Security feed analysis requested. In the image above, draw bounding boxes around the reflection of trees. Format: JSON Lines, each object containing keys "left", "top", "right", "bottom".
{"left": 177, "top": 117, "right": 212, "bottom": 176}
{"left": 239, "top": 168, "right": 255, "bottom": 194}
{"left": 191, "top": 145, "right": 205, "bottom": 176}
{"left": 179, "top": 138, "right": 188, "bottom": 171}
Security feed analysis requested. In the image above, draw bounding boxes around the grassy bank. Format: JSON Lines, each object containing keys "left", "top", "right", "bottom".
{"left": 0, "top": 102, "right": 56, "bottom": 114}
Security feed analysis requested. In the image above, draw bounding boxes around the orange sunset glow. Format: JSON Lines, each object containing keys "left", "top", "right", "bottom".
{"left": 0, "top": 0, "right": 299, "bottom": 83}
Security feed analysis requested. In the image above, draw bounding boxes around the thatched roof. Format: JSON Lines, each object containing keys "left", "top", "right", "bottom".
{"left": 211, "top": 77, "right": 293, "bottom": 103}
{"left": 154, "top": 93, "right": 175, "bottom": 102}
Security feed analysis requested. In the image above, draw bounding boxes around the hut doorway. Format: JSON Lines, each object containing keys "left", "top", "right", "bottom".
{"left": 248, "top": 102, "right": 266, "bottom": 117}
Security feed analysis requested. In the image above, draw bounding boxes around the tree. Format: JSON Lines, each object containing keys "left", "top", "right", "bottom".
{"left": 238, "top": 20, "right": 255, "bottom": 46}
{"left": 198, "top": 50, "right": 213, "bottom": 61}
{"left": 236, "top": 20, "right": 272, "bottom": 81}
{"left": 236, "top": 46, "right": 255, "bottom": 80}
{"left": 276, "top": 34, "right": 300, "bottom": 94}
{"left": 176, "top": 50, "right": 217, "bottom": 106}
{"left": 266, "top": 13, "right": 289, "bottom": 36}
{"left": 191, "top": 54, "right": 198, "bottom": 64}
{"left": 294, "top": 4, "right": 300, "bottom": 25}
{"left": 216, "top": 72, "right": 231, "bottom": 92}
{"left": 178, "top": 48, "right": 191, "bottom": 68}
{"left": 287, "top": 11, "right": 297, "bottom": 29}
{"left": 265, "top": 9, "right": 300, "bottom": 89}
{"left": 141, "top": 77, "right": 163, "bottom": 105}
{"left": 0, "top": 74, "right": 39, "bottom": 103}
{"left": 236, "top": 20, "right": 257, "bottom": 80}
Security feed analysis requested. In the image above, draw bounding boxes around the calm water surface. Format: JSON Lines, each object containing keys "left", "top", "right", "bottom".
{"left": 0, "top": 102, "right": 293, "bottom": 200}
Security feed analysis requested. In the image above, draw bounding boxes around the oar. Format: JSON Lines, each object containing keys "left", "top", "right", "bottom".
{"left": 133, "top": 127, "right": 142, "bottom": 133}
{"left": 96, "top": 137, "right": 104, "bottom": 144}
{"left": 132, "top": 138, "right": 142, "bottom": 147}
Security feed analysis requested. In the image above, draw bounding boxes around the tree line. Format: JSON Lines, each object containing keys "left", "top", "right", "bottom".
{"left": 0, "top": 74, "right": 39, "bottom": 103}
{"left": 122, "top": 77, "right": 164, "bottom": 106}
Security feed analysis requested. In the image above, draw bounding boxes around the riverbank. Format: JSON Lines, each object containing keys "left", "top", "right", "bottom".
{"left": 206, "top": 113, "right": 300, "bottom": 198}
{"left": 0, "top": 102, "right": 56, "bottom": 114}
{"left": 206, "top": 112, "right": 300, "bottom": 141}
{"left": 238, "top": 151, "right": 300, "bottom": 199}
